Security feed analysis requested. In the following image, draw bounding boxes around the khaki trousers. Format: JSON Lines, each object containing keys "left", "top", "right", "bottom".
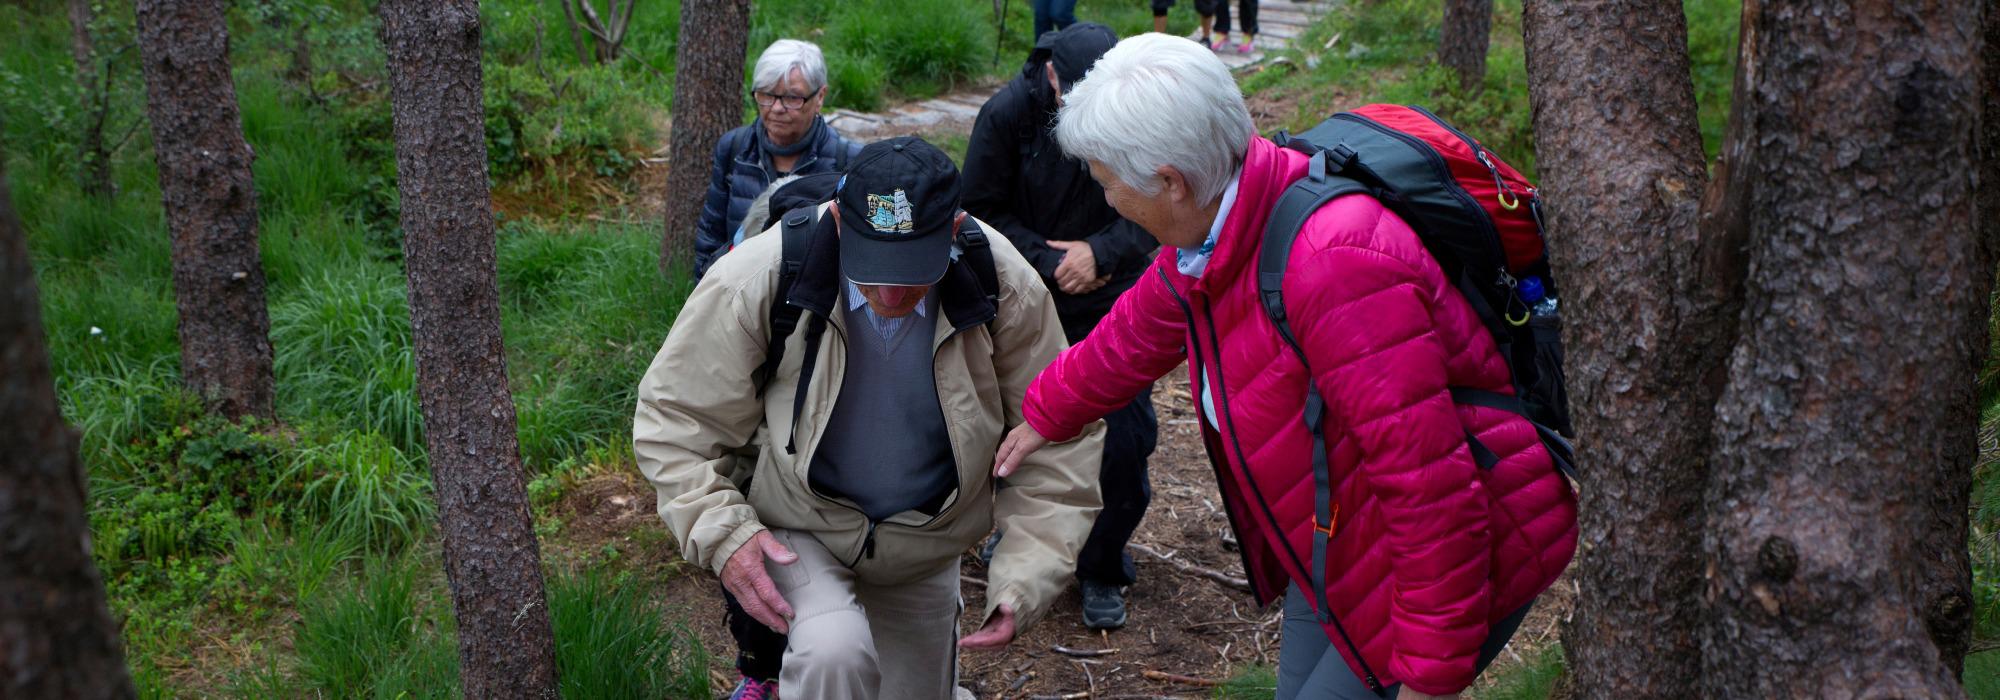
{"left": 764, "top": 529, "right": 961, "bottom": 699}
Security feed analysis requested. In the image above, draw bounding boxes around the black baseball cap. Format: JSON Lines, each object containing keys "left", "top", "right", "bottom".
{"left": 835, "top": 136, "right": 962, "bottom": 286}
{"left": 1034, "top": 22, "right": 1117, "bottom": 93}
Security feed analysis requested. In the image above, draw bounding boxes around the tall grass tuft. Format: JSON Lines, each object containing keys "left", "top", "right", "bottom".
{"left": 270, "top": 269, "right": 426, "bottom": 454}
{"left": 292, "top": 430, "right": 435, "bottom": 552}
{"left": 549, "top": 567, "right": 712, "bottom": 699}
{"left": 295, "top": 556, "right": 458, "bottom": 699}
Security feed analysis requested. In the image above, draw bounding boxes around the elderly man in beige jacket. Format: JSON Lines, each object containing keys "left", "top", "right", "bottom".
{"left": 634, "top": 136, "right": 1104, "bottom": 699}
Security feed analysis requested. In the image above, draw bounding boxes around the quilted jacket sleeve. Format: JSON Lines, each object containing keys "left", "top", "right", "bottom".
{"left": 691, "top": 131, "right": 739, "bottom": 281}
{"left": 1289, "top": 202, "right": 1491, "bottom": 695}
{"left": 1023, "top": 259, "right": 1189, "bottom": 441}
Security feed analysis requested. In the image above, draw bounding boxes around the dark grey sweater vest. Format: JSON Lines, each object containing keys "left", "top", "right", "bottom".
{"left": 807, "top": 297, "right": 956, "bottom": 521}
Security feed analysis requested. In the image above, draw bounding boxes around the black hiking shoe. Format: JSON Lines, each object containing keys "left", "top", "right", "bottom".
{"left": 1080, "top": 580, "right": 1128, "bottom": 630}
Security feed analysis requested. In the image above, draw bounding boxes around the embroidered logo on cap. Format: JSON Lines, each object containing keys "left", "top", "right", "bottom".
{"left": 864, "top": 189, "right": 914, "bottom": 235}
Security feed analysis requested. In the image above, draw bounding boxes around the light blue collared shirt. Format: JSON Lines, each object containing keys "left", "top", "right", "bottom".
{"left": 1175, "top": 170, "right": 1242, "bottom": 279}
{"left": 846, "top": 281, "right": 929, "bottom": 341}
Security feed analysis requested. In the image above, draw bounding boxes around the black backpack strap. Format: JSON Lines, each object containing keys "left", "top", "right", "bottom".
{"left": 1254, "top": 149, "right": 1387, "bottom": 697}
{"left": 955, "top": 212, "right": 1001, "bottom": 321}
{"left": 757, "top": 206, "right": 820, "bottom": 388}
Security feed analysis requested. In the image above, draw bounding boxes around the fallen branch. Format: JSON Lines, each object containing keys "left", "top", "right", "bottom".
{"left": 1142, "top": 669, "right": 1221, "bottom": 687}
{"left": 1130, "top": 543, "right": 1251, "bottom": 592}
{"left": 1050, "top": 644, "right": 1118, "bottom": 658}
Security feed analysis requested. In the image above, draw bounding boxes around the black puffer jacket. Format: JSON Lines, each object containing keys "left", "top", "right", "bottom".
{"left": 961, "top": 60, "right": 1158, "bottom": 343}
{"left": 692, "top": 117, "right": 860, "bottom": 281}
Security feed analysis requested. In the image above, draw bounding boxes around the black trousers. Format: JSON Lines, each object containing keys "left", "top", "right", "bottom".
{"left": 1215, "top": 0, "right": 1258, "bottom": 35}
{"left": 724, "top": 389, "right": 1158, "bottom": 679}
{"left": 1075, "top": 388, "right": 1158, "bottom": 586}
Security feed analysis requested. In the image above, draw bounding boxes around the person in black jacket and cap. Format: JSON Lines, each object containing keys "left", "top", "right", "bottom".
{"left": 962, "top": 21, "right": 1159, "bottom": 631}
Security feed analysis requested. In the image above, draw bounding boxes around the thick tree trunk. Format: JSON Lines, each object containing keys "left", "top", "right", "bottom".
{"left": 0, "top": 126, "right": 137, "bottom": 700}
{"left": 1522, "top": 1, "right": 1744, "bottom": 697}
{"left": 1701, "top": 2, "right": 1985, "bottom": 695}
{"left": 1438, "top": 0, "right": 1491, "bottom": 93}
{"left": 377, "top": 2, "right": 560, "bottom": 697}
{"left": 134, "top": 0, "right": 276, "bottom": 422}
{"left": 68, "top": 0, "right": 113, "bottom": 199}
{"left": 659, "top": 0, "right": 751, "bottom": 277}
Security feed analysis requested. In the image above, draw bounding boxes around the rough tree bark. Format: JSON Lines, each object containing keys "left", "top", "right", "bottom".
{"left": 1438, "top": 0, "right": 1492, "bottom": 93}
{"left": 68, "top": 0, "right": 113, "bottom": 198}
{"left": 1700, "top": 2, "right": 1984, "bottom": 694}
{"left": 0, "top": 125, "right": 137, "bottom": 700}
{"left": 659, "top": 0, "right": 751, "bottom": 277}
{"left": 1523, "top": 1, "right": 1742, "bottom": 696}
{"left": 134, "top": 0, "right": 276, "bottom": 422}
{"left": 377, "top": 2, "right": 560, "bottom": 696}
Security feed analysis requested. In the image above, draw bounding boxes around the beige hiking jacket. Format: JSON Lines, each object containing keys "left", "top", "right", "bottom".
{"left": 633, "top": 204, "right": 1104, "bottom": 633}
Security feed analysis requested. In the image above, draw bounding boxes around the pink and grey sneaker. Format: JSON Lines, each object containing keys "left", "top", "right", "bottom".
{"left": 729, "top": 676, "right": 778, "bottom": 700}
{"left": 1209, "top": 37, "right": 1231, "bottom": 52}
{"left": 1236, "top": 39, "right": 1256, "bottom": 55}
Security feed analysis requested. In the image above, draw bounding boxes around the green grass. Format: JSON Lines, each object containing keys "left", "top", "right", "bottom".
{"left": 1969, "top": 650, "right": 2000, "bottom": 700}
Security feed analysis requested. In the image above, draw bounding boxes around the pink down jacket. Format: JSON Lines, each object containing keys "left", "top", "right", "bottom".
{"left": 1023, "top": 136, "right": 1577, "bottom": 695}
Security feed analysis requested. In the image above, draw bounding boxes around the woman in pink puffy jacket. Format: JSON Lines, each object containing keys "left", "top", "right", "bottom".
{"left": 992, "top": 34, "right": 1577, "bottom": 700}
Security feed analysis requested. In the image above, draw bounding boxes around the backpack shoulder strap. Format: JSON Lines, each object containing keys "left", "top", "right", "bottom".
{"left": 757, "top": 206, "right": 821, "bottom": 389}
{"left": 1257, "top": 148, "right": 1370, "bottom": 362}
{"left": 954, "top": 212, "right": 1000, "bottom": 322}
{"left": 1254, "top": 147, "right": 1390, "bottom": 697}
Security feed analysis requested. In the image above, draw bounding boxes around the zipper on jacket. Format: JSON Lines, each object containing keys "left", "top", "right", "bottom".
{"left": 1155, "top": 269, "right": 1266, "bottom": 593}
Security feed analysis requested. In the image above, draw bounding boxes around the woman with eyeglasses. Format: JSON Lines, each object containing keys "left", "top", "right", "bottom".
{"left": 692, "top": 39, "right": 862, "bottom": 282}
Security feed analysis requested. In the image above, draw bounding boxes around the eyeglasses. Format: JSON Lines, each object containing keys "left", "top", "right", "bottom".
{"left": 753, "top": 91, "right": 815, "bottom": 110}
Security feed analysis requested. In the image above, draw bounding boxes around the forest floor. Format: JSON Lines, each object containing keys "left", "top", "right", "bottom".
{"left": 547, "top": 369, "right": 1573, "bottom": 699}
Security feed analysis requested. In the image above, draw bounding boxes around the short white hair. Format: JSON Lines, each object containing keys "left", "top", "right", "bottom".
{"left": 1054, "top": 33, "right": 1252, "bottom": 205}
{"left": 740, "top": 175, "right": 801, "bottom": 240}
{"left": 752, "top": 39, "right": 828, "bottom": 94}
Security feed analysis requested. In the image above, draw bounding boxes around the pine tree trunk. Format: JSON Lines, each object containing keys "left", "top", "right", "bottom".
{"left": 1701, "top": 2, "right": 1985, "bottom": 694}
{"left": 134, "top": 0, "right": 276, "bottom": 422}
{"left": 659, "top": 0, "right": 751, "bottom": 278}
{"left": 1438, "top": 0, "right": 1491, "bottom": 93}
{"left": 0, "top": 123, "right": 137, "bottom": 700}
{"left": 1522, "top": 1, "right": 1746, "bottom": 696}
{"left": 377, "top": 2, "right": 560, "bottom": 696}
{"left": 68, "top": 0, "right": 113, "bottom": 199}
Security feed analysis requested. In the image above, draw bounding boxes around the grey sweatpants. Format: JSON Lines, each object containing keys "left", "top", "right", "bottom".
{"left": 764, "top": 529, "right": 962, "bottom": 700}
{"left": 1275, "top": 583, "right": 1534, "bottom": 699}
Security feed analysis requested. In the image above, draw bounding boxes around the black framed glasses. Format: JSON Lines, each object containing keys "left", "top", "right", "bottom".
{"left": 753, "top": 91, "right": 813, "bottom": 110}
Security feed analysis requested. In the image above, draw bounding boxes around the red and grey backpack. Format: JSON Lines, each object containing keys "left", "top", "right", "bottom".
{"left": 1261, "top": 104, "right": 1576, "bottom": 695}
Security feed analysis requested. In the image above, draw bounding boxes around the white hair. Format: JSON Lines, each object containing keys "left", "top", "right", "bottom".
{"left": 1054, "top": 33, "right": 1253, "bottom": 205}
{"left": 752, "top": 39, "right": 828, "bottom": 94}
{"left": 739, "top": 174, "right": 801, "bottom": 241}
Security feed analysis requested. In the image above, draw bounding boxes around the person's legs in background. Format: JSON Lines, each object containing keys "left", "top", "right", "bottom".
{"left": 1073, "top": 388, "right": 1158, "bottom": 629}
{"left": 1232, "top": 0, "right": 1258, "bottom": 53}
{"left": 723, "top": 586, "right": 788, "bottom": 699}
{"left": 1032, "top": 0, "right": 1077, "bottom": 41}
{"left": 1194, "top": 0, "right": 1216, "bottom": 44}
{"left": 1211, "top": 0, "right": 1233, "bottom": 49}
{"left": 1152, "top": 0, "right": 1175, "bottom": 34}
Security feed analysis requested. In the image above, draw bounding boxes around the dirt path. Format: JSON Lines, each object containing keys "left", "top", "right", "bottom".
{"left": 553, "top": 366, "right": 1570, "bottom": 699}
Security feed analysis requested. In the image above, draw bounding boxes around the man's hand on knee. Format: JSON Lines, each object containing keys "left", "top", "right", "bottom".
{"left": 958, "top": 603, "right": 1017, "bottom": 650}
{"left": 722, "top": 531, "right": 799, "bottom": 634}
